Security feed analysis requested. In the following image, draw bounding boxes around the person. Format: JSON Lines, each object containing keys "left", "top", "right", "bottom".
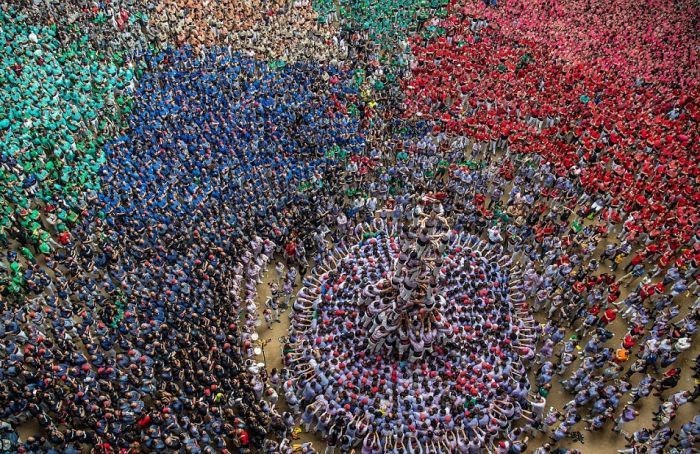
{"left": 613, "top": 404, "right": 639, "bottom": 433}
{"left": 275, "top": 262, "right": 286, "bottom": 285}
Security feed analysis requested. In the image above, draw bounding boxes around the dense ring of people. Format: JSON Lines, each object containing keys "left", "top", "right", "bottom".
{"left": 288, "top": 211, "right": 538, "bottom": 451}
{"left": 1, "top": 0, "right": 699, "bottom": 453}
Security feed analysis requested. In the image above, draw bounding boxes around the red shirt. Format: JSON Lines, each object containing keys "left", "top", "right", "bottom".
{"left": 630, "top": 254, "right": 646, "bottom": 266}
{"left": 239, "top": 430, "right": 250, "bottom": 445}
{"left": 58, "top": 232, "right": 71, "bottom": 245}
{"left": 285, "top": 241, "right": 296, "bottom": 257}
{"left": 602, "top": 308, "right": 617, "bottom": 323}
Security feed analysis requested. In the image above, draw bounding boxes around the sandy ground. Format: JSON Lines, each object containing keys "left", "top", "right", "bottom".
{"left": 252, "top": 260, "right": 327, "bottom": 451}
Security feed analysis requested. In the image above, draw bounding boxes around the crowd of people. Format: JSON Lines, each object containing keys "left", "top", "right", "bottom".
{"left": 287, "top": 204, "right": 538, "bottom": 452}
{"left": 404, "top": 0, "right": 699, "bottom": 263}
{"left": 0, "top": 0, "right": 698, "bottom": 453}
{"left": 0, "top": 6, "right": 138, "bottom": 269}
{"left": 151, "top": 0, "right": 341, "bottom": 63}
{"left": 284, "top": 126, "right": 698, "bottom": 452}
{"left": 1, "top": 36, "right": 368, "bottom": 450}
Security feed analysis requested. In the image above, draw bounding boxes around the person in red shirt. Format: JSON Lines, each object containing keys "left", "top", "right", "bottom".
{"left": 284, "top": 239, "right": 296, "bottom": 261}
{"left": 622, "top": 334, "right": 636, "bottom": 350}
{"left": 607, "top": 285, "right": 621, "bottom": 304}
{"left": 137, "top": 414, "right": 151, "bottom": 428}
{"left": 624, "top": 252, "right": 646, "bottom": 273}
{"left": 237, "top": 428, "right": 250, "bottom": 446}
{"left": 58, "top": 231, "right": 71, "bottom": 245}
{"left": 598, "top": 307, "right": 617, "bottom": 327}
{"left": 639, "top": 283, "right": 658, "bottom": 301}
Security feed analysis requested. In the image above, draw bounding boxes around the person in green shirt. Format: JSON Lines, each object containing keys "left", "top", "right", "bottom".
{"left": 436, "top": 159, "right": 449, "bottom": 178}
{"left": 20, "top": 247, "right": 35, "bottom": 264}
